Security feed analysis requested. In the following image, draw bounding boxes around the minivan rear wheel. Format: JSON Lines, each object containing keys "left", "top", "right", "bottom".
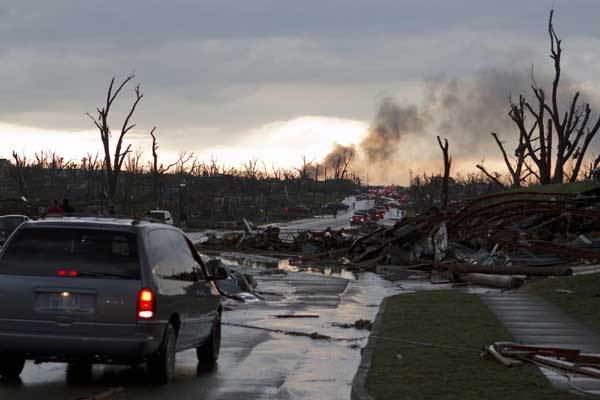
{"left": 147, "top": 324, "right": 177, "bottom": 384}
{"left": 197, "top": 315, "right": 221, "bottom": 368}
{"left": 0, "top": 353, "right": 25, "bottom": 379}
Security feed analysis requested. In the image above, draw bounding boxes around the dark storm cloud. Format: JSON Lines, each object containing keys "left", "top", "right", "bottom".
{"left": 1, "top": 0, "right": 600, "bottom": 153}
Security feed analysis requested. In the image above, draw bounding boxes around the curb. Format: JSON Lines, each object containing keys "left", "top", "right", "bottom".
{"left": 351, "top": 296, "right": 390, "bottom": 400}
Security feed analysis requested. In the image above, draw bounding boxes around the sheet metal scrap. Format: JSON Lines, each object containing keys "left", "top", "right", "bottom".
{"left": 487, "top": 342, "right": 600, "bottom": 380}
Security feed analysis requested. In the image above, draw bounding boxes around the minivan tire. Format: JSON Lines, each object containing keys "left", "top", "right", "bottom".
{"left": 0, "top": 353, "right": 25, "bottom": 379}
{"left": 197, "top": 316, "right": 221, "bottom": 368}
{"left": 147, "top": 324, "right": 177, "bottom": 384}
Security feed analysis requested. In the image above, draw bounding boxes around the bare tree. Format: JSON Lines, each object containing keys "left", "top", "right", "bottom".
{"left": 479, "top": 131, "right": 531, "bottom": 188}
{"left": 295, "top": 156, "right": 313, "bottom": 179}
{"left": 188, "top": 157, "right": 200, "bottom": 177}
{"left": 325, "top": 147, "right": 354, "bottom": 180}
{"left": 582, "top": 156, "right": 600, "bottom": 180}
{"left": 436, "top": 136, "right": 452, "bottom": 208}
{"left": 174, "top": 151, "right": 193, "bottom": 176}
{"left": 506, "top": 10, "right": 600, "bottom": 184}
{"left": 81, "top": 152, "right": 100, "bottom": 203}
{"left": 123, "top": 149, "right": 145, "bottom": 210}
{"left": 33, "top": 151, "right": 49, "bottom": 169}
{"left": 476, "top": 162, "right": 508, "bottom": 189}
{"left": 86, "top": 74, "right": 143, "bottom": 203}
{"left": 242, "top": 158, "right": 260, "bottom": 179}
{"left": 8, "top": 151, "right": 28, "bottom": 197}
{"left": 149, "top": 127, "right": 186, "bottom": 207}
{"left": 271, "top": 166, "right": 282, "bottom": 180}
{"left": 209, "top": 156, "right": 220, "bottom": 176}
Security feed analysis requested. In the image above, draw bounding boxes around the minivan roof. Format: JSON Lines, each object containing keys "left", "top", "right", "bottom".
{"left": 22, "top": 217, "right": 166, "bottom": 231}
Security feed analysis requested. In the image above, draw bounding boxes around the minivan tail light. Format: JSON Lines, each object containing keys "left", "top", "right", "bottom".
{"left": 57, "top": 269, "right": 78, "bottom": 277}
{"left": 137, "top": 288, "right": 154, "bottom": 319}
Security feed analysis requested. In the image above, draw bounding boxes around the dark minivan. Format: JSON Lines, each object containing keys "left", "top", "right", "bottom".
{"left": 0, "top": 217, "right": 225, "bottom": 383}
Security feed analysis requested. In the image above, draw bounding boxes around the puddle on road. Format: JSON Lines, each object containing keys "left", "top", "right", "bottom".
{"left": 206, "top": 251, "right": 359, "bottom": 280}
{"left": 196, "top": 250, "right": 407, "bottom": 399}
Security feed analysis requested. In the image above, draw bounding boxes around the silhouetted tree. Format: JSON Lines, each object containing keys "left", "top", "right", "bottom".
{"left": 436, "top": 136, "right": 451, "bottom": 208}
{"left": 505, "top": 10, "right": 600, "bottom": 184}
{"left": 86, "top": 74, "right": 143, "bottom": 202}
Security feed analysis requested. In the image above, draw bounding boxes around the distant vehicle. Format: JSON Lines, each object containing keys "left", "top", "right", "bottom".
{"left": 0, "top": 215, "right": 29, "bottom": 247}
{"left": 0, "top": 218, "right": 227, "bottom": 383}
{"left": 351, "top": 210, "right": 369, "bottom": 225}
{"left": 368, "top": 208, "right": 385, "bottom": 221}
{"left": 283, "top": 205, "right": 311, "bottom": 217}
{"left": 321, "top": 203, "right": 349, "bottom": 213}
{"left": 144, "top": 210, "right": 174, "bottom": 225}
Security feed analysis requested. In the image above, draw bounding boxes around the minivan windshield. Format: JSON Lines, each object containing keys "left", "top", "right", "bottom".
{"left": 0, "top": 228, "right": 140, "bottom": 279}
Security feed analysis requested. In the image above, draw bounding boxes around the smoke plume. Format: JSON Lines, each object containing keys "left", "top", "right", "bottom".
{"left": 319, "top": 66, "right": 587, "bottom": 184}
{"left": 359, "top": 98, "right": 426, "bottom": 163}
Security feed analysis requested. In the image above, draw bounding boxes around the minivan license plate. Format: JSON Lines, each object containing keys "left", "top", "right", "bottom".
{"left": 48, "top": 293, "right": 80, "bottom": 311}
{"left": 35, "top": 292, "right": 94, "bottom": 313}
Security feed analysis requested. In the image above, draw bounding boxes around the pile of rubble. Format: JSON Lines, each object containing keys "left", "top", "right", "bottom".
{"left": 348, "top": 189, "right": 600, "bottom": 288}
{"left": 200, "top": 219, "right": 358, "bottom": 255}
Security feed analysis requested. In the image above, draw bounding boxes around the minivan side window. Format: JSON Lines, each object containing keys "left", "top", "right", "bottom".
{"left": 149, "top": 229, "right": 201, "bottom": 282}
{"left": 175, "top": 233, "right": 206, "bottom": 280}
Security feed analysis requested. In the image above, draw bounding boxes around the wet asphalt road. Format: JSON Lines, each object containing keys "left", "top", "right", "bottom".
{"left": 268, "top": 211, "right": 352, "bottom": 231}
{"left": 0, "top": 269, "right": 398, "bottom": 400}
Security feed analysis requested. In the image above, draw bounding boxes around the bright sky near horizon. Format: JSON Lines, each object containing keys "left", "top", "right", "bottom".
{"left": 1, "top": 1, "right": 600, "bottom": 183}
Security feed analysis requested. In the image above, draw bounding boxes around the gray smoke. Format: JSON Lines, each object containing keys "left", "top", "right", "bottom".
{"left": 425, "top": 69, "right": 530, "bottom": 156}
{"left": 319, "top": 66, "right": 588, "bottom": 183}
{"left": 359, "top": 98, "right": 426, "bottom": 162}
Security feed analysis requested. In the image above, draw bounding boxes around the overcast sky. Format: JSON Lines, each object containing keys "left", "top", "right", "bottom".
{"left": 1, "top": 0, "right": 600, "bottom": 183}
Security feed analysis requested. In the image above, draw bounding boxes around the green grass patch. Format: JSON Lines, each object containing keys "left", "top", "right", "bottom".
{"left": 367, "top": 291, "right": 580, "bottom": 400}
{"left": 526, "top": 273, "right": 600, "bottom": 334}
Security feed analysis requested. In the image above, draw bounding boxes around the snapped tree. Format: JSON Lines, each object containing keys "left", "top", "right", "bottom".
{"left": 436, "top": 136, "right": 451, "bottom": 208}
{"left": 149, "top": 127, "right": 192, "bottom": 207}
{"left": 481, "top": 10, "right": 600, "bottom": 186}
{"left": 87, "top": 74, "right": 143, "bottom": 203}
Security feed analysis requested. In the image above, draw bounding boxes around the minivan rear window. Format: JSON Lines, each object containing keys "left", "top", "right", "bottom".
{"left": 0, "top": 228, "right": 140, "bottom": 279}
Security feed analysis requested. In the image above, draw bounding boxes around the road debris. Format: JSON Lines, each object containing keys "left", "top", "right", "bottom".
{"left": 197, "top": 219, "right": 359, "bottom": 255}
{"left": 272, "top": 314, "right": 320, "bottom": 318}
{"left": 332, "top": 319, "right": 373, "bottom": 331}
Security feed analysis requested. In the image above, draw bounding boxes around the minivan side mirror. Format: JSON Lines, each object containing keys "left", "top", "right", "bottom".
{"left": 212, "top": 266, "right": 228, "bottom": 281}
{"left": 205, "top": 259, "right": 229, "bottom": 281}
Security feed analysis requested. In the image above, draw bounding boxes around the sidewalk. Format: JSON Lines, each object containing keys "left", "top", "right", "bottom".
{"left": 481, "top": 292, "right": 600, "bottom": 395}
